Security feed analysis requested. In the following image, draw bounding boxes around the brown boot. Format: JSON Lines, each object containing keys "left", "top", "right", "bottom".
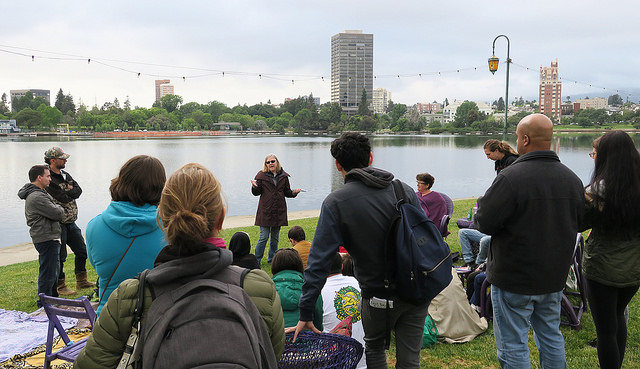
{"left": 76, "top": 271, "right": 97, "bottom": 289}
{"left": 57, "top": 279, "right": 76, "bottom": 296}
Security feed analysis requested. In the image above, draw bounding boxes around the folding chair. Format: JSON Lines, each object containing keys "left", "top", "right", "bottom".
{"left": 437, "top": 192, "right": 454, "bottom": 218}
{"left": 39, "top": 293, "right": 96, "bottom": 369}
{"left": 479, "top": 278, "right": 493, "bottom": 320}
{"left": 435, "top": 192, "right": 454, "bottom": 238}
{"left": 439, "top": 214, "right": 451, "bottom": 237}
{"left": 560, "top": 233, "right": 588, "bottom": 330}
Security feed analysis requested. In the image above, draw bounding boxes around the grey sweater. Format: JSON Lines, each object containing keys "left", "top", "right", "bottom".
{"left": 18, "top": 183, "right": 64, "bottom": 243}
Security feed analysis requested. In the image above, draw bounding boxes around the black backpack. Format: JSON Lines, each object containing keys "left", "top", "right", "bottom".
{"left": 386, "top": 180, "right": 453, "bottom": 303}
{"left": 130, "top": 266, "right": 277, "bottom": 369}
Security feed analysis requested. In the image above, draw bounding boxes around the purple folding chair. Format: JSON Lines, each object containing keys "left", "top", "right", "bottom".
{"left": 39, "top": 293, "right": 96, "bottom": 369}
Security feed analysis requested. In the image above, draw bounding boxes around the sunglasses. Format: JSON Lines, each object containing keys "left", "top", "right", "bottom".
{"left": 266, "top": 160, "right": 277, "bottom": 164}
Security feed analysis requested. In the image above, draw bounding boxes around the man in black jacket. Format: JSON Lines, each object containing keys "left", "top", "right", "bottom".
{"left": 475, "top": 114, "right": 584, "bottom": 368}
{"left": 44, "top": 147, "right": 95, "bottom": 294}
{"left": 292, "top": 133, "right": 427, "bottom": 369}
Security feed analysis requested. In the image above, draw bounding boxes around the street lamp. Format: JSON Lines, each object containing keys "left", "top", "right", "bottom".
{"left": 488, "top": 34, "right": 511, "bottom": 138}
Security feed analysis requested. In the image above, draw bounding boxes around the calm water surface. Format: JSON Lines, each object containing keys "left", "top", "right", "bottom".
{"left": 0, "top": 133, "right": 613, "bottom": 247}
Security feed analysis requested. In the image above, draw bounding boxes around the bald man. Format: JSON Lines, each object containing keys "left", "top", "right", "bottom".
{"left": 475, "top": 114, "right": 585, "bottom": 368}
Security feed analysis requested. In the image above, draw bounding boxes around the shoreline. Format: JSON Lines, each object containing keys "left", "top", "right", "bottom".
{"left": 0, "top": 209, "right": 321, "bottom": 268}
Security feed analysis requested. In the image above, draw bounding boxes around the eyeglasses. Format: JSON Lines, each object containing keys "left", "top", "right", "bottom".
{"left": 588, "top": 152, "right": 596, "bottom": 158}
{"left": 266, "top": 160, "right": 277, "bottom": 164}
{"left": 417, "top": 181, "right": 426, "bottom": 185}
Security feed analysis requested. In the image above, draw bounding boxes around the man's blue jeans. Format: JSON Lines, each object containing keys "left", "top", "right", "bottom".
{"left": 59, "top": 222, "right": 88, "bottom": 279}
{"left": 459, "top": 228, "right": 491, "bottom": 264}
{"left": 254, "top": 226, "right": 280, "bottom": 264}
{"left": 34, "top": 240, "right": 61, "bottom": 301}
{"left": 492, "top": 286, "right": 566, "bottom": 369}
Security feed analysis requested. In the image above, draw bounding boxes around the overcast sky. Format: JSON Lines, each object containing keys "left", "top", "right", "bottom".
{"left": 2, "top": 1, "right": 638, "bottom": 110}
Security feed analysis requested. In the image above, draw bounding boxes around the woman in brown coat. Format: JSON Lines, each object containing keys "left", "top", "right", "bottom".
{"left": 251, "top": 154, "right": 300, "bottom": 265}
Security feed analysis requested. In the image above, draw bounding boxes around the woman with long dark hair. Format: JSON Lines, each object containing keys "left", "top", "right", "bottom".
{"left": 581, "top": 130, "right": 640, "bottom": 369}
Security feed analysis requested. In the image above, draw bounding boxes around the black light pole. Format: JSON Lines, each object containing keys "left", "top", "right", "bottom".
{"left": 488, "top": 35, "right": 511, "bottom": 139}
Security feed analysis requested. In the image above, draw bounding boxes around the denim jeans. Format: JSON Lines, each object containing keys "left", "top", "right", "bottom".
{"left": 492, "top": 286, "right": 566, "bottom": 369}
{"left": 59, "top": 222, "right": 88, "bottom": 279}
{"left": 459, "top": 228, "right": 491, "bottom": 264}
{"left": 360, "top": 298, "right": 428, "bottom": 369}
{"left": 254, "top": 226, "right": 280, "bottom": 264}
{"left": 34, "top": 240, "right": 61, "bottom": 301}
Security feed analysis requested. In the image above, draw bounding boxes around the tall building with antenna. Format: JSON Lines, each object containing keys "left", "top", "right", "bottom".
{"left": 539, "top": 59, "right": 562, "bottom": 122}
{"left": 331, "top": 30, "right": 373, "bottom": 116}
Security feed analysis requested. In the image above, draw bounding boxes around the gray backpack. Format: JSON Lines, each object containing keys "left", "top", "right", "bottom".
{"left": 134, "top": 266, "right": 277, "bottom": 369}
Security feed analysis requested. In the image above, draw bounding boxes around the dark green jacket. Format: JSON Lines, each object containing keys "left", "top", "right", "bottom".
{"left": 74, "top": 246, "right": 285, "bottom": 368}
{"left": 272, "top": 269, "right": 323, "bottom": 330}
{"left": 581, "top": 192, "right": 640, "bottom": 287}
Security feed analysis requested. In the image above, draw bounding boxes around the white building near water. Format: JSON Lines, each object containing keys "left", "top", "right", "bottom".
{"left": 0, "top": 120, "right": 20, "bottom": 133}
{"left": 443, "top": 100, "right": 493, "bottom": 123}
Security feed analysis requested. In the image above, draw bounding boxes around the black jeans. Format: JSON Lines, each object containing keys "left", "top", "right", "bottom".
{"left": 59, "top": 222, "right": 88, "bottom": 279}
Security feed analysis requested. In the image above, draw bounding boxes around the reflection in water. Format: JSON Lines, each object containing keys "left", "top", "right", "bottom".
{"left": 0, "top": 133, "right": 623, "bottom": 247}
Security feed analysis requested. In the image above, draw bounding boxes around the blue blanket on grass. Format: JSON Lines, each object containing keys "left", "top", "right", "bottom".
{"left": 0, "top": 308, "right": 77, "bottom": 362}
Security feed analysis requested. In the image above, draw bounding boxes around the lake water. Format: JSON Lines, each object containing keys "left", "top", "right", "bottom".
{"left": 0, "top": 132, "right": 613, "bottom": 248}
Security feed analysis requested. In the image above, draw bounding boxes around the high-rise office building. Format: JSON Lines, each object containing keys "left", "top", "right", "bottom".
{"left": 155, "top": 79, "right": 173, "bottom": 102}
{"left": 331, "top": 30, "right": 373, "bottom": 116}
{"left": 539, "top": 59, "right": 562, "bottom": 122}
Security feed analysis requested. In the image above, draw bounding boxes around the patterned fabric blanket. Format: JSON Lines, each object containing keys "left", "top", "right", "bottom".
{"left": 0, "top": 309, "right": 77, "bottom": 363}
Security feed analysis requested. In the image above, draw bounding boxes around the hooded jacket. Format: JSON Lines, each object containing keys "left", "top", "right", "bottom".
{"left": 74, "top": 245, "right": 285, "bottom": 368}
{"left": 272, "top": 269, "right": 323, "bottom": 329}
{"left": 229, "top": 231, "right": 260, "bottom": 270}
{"left": 252, "top": 169, "right": 297, "bottom": 227}
{"left": 86, "top": 201, "right": 166, "bottom": 316}
{"left": 17, "top": 183, "right": 64, "bottom": 243}
{"left": 299, "top": 167, "right": 419, "bottom": 322}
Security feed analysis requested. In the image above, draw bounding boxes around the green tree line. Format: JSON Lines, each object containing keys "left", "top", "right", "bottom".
{"left": 2, "top": 89, "right": 639, "bottom": 133}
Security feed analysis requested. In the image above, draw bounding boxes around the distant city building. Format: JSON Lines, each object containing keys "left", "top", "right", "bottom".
{"left": 0, "top": 120, "right": 20, "bottom": 133}
{"left": 155, "top": 79, "right": 173, "bottom": 102}
{"left": 539, "top": 59, "right": 562, "bottom": 122}
{"left": 414, "top": 102, "right": 442, "bottom": 114}
{"left": 302, "top": 95, "right": 321, "bottom": 106}
{"left": 574, "top": 97, "right": 608, "bottom": 111}
{"left": 331, "top": 30, "right": 374, "bottom": 116}
{"left": 561, "top": 103, "right": 576, "bottom": 115}
{"left": 443, "top": 100, "right": 493, "bottom": 123}
{"left": 372, "top": 88, "right": 391, "bottom": 114}
{"left": 10, "top": 89, "right": 50, "bottom": 111}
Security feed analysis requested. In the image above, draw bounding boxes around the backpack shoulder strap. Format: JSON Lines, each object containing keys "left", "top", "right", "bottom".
{"left": 391, "top": 179, "right": 405, "bottom": 206}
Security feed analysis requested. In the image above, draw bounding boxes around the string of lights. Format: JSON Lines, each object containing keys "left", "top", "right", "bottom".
{"left": 0, "top": 45, "right": 632, "bottom": 98}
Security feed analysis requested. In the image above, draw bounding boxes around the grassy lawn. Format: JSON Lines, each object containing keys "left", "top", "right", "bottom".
{"left": 2, "top": 198, "right": 639, "bottom": 367}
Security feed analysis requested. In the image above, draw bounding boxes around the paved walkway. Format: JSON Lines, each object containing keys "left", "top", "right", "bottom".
{"left": 0, "top": 210, "right": 321, "bottom": 267}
